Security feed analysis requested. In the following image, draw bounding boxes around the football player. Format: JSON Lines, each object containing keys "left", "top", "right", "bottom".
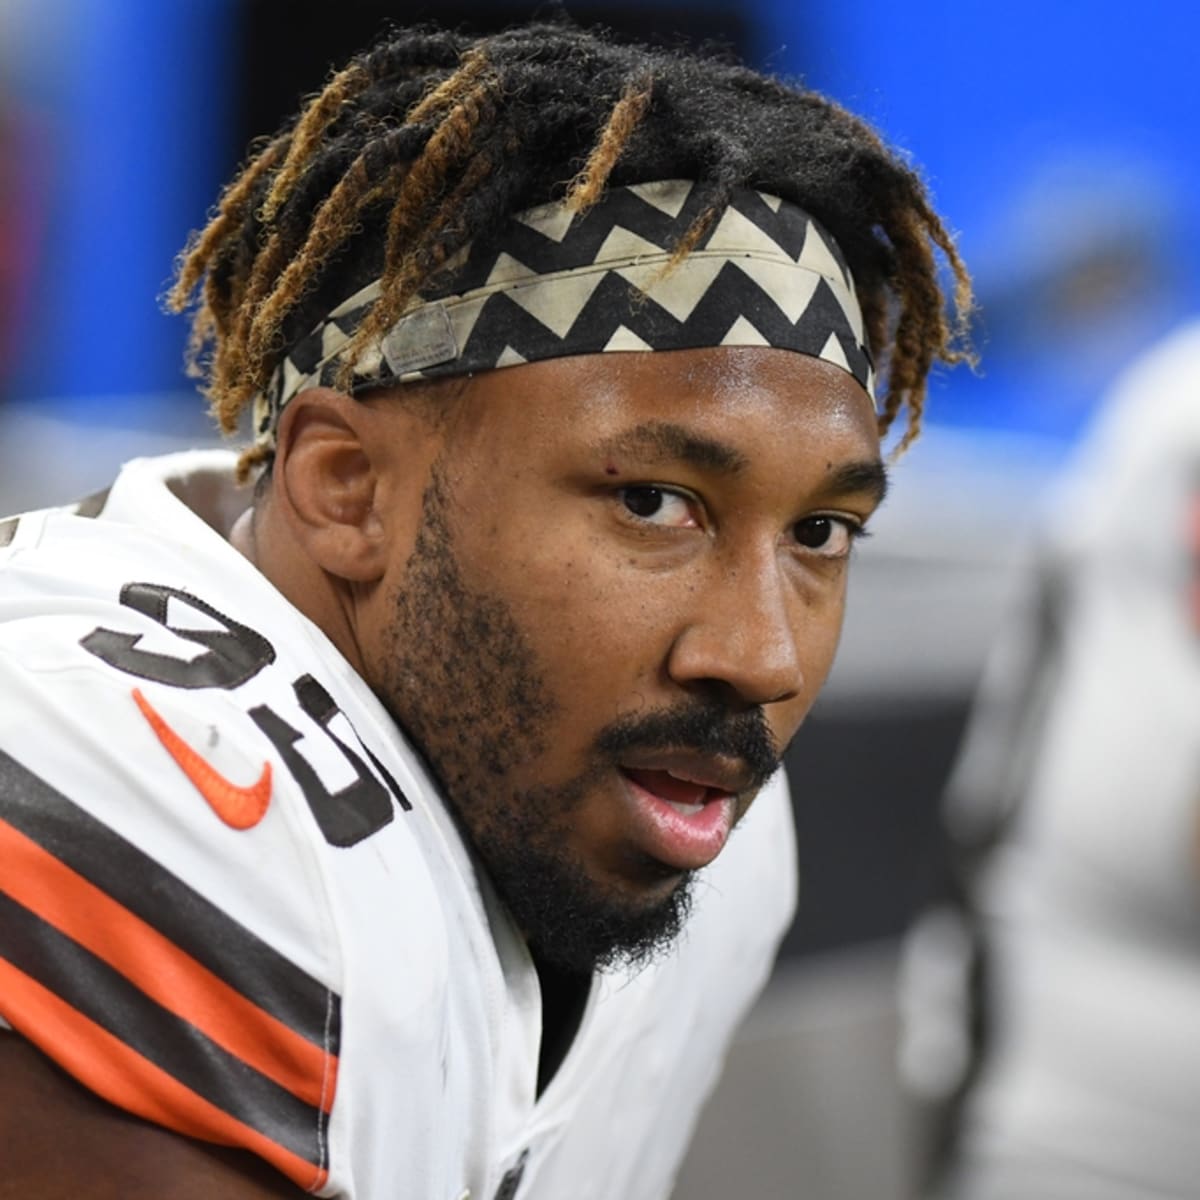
{"left": 0, "top": 21, "right": 971, "bottom": 1198}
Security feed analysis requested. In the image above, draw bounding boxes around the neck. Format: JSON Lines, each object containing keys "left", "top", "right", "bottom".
{"left": 231, "top": 498, "right": 371, "bottom": 679}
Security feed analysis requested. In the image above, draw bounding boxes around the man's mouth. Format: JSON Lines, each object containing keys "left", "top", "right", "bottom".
{"left": 622, "top": 768, "right": 725, "bottom": 815}
{"left": 616, "top": 753, "right": 754, "bottom": 872}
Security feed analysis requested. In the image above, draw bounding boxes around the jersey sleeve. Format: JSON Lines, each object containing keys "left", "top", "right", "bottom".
{"left": 0, "top": 614, "right": 343, "bottom": 1195}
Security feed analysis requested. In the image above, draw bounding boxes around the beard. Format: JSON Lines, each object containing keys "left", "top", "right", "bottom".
{"left": 375, "top": 469, "right": 781, "bottom": 974}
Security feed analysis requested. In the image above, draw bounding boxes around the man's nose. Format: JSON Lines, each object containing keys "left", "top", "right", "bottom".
{"left": 665, "top": 557, "right": 805, "bottom": 708}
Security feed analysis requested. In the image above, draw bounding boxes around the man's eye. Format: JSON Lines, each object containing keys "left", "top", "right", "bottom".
{"left": 792, "top": 515, "right": 861, "bottom": 557}
{"left": 618, "top": 486, "right": 695, "bottom": 527}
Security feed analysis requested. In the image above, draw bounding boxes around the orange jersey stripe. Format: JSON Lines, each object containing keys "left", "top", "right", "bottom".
{"left": 0, "top": 816, "right": 337, "bottom": 1112}
{"left": 0, "top": 956, "right": 328, "bottom": 1193}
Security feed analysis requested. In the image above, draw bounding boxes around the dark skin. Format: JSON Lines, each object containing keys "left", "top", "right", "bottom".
{"left": 0, "top": 347, "right": 883, "bottom": 1195}
{"left": 0, "top": 1034, "right": 304, "bottom": 1198}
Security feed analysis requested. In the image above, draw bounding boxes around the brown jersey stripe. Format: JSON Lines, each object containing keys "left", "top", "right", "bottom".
{"left": 0, "top": 888, "right": 331, "bottom": 1172}
{"left": 0, "top": 956, "right": 328, "bottom": 1192}
{"left": 0, "top": 815, "right": 336, "bottom": 1110}
{"left": 0, "top": 747, "right": 339, "bottom": 1055}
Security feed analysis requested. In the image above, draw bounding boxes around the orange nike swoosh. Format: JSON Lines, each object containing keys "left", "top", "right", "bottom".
{"left": 132, "top": 688, "right": 272, "bottom": 830}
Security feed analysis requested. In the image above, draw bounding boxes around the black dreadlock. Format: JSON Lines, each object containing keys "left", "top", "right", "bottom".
{"left": 168, "top": 21, "right": 973, "bottom": 478}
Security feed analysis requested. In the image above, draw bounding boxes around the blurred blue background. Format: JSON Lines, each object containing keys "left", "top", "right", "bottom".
{"left": 2, "top": 0, "right": 1197, "bottom": 954}
{"left": 4, "top": 0, "right": 1198, "bottom": 962}
{"left": 3, "top": 0, "right": 1197, "bottom": 441}
{"left": 3, "top": 6, "right": 1197, "bottom": 1195}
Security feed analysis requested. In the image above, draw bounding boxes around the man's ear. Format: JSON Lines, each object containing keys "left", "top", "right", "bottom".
{"left": 271, "top": 388, "right": 436, "bottom": 583}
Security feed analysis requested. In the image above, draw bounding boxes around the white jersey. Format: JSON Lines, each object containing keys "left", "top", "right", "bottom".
{"left": 0, "top": 450, "right": 797, "bottom": 1200}
{"left": 941, "top": 323, "right": 1200, "bottom": 1198}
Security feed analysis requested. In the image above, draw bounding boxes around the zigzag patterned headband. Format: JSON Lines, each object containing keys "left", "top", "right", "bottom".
{"left": 253, "top": 180, "right": 875, "bottom": 450}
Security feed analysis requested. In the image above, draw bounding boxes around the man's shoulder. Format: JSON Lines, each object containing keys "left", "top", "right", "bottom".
{"left": 0, "top": 605, "right": 460, "bottom": 1194}
{"left": 0, "top": 451, "right": 247, "bottom": 622}
{"left": 0, "top": 626, "right": 348, "bottom": 1189}
{"left": 0, "top": 528, "right": 441, "bottom": 940}
{"left": 0, "top": 455, "right": 466, "bottom": 1194}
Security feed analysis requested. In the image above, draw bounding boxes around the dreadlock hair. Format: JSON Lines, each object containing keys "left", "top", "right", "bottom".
{"left": 168, "top": 21, "right": 973, "bottom": 479}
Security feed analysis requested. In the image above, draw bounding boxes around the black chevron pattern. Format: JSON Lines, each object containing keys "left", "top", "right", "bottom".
{"left": 255, "top": 181, "right": 874, "bottom": 446}
{"left": 435, "top": 183, "right": 720, "bottom": 294}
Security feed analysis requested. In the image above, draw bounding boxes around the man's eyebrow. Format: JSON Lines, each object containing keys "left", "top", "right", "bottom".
{"left": 594, "top": 423, "right": 748, "bottom": 473}
{"left": 823, "top": 458, "right": 889, "bottom": 505}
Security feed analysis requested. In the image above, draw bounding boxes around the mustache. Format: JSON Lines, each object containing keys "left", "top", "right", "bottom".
{"left": 595, "top": 699, "right": 781, "bottom": 792}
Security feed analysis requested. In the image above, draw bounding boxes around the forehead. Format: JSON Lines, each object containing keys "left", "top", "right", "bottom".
{"left": 446, "top": 346, "right": 880, "bottom": 471}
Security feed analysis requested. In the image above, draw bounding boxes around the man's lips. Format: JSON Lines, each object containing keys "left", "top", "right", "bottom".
{"left": 623, "top": 767, "right": 714, "bottom": 815}
{"left": 617, "top": 751, "right": 754, "bottom": 872}
{"left": 618, "top": 749, "right": 758, "bottom": 798}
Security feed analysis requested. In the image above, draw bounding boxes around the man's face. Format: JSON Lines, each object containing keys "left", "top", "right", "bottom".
{"left": 366, "top": 346, "right": 884, "bottom": 972}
